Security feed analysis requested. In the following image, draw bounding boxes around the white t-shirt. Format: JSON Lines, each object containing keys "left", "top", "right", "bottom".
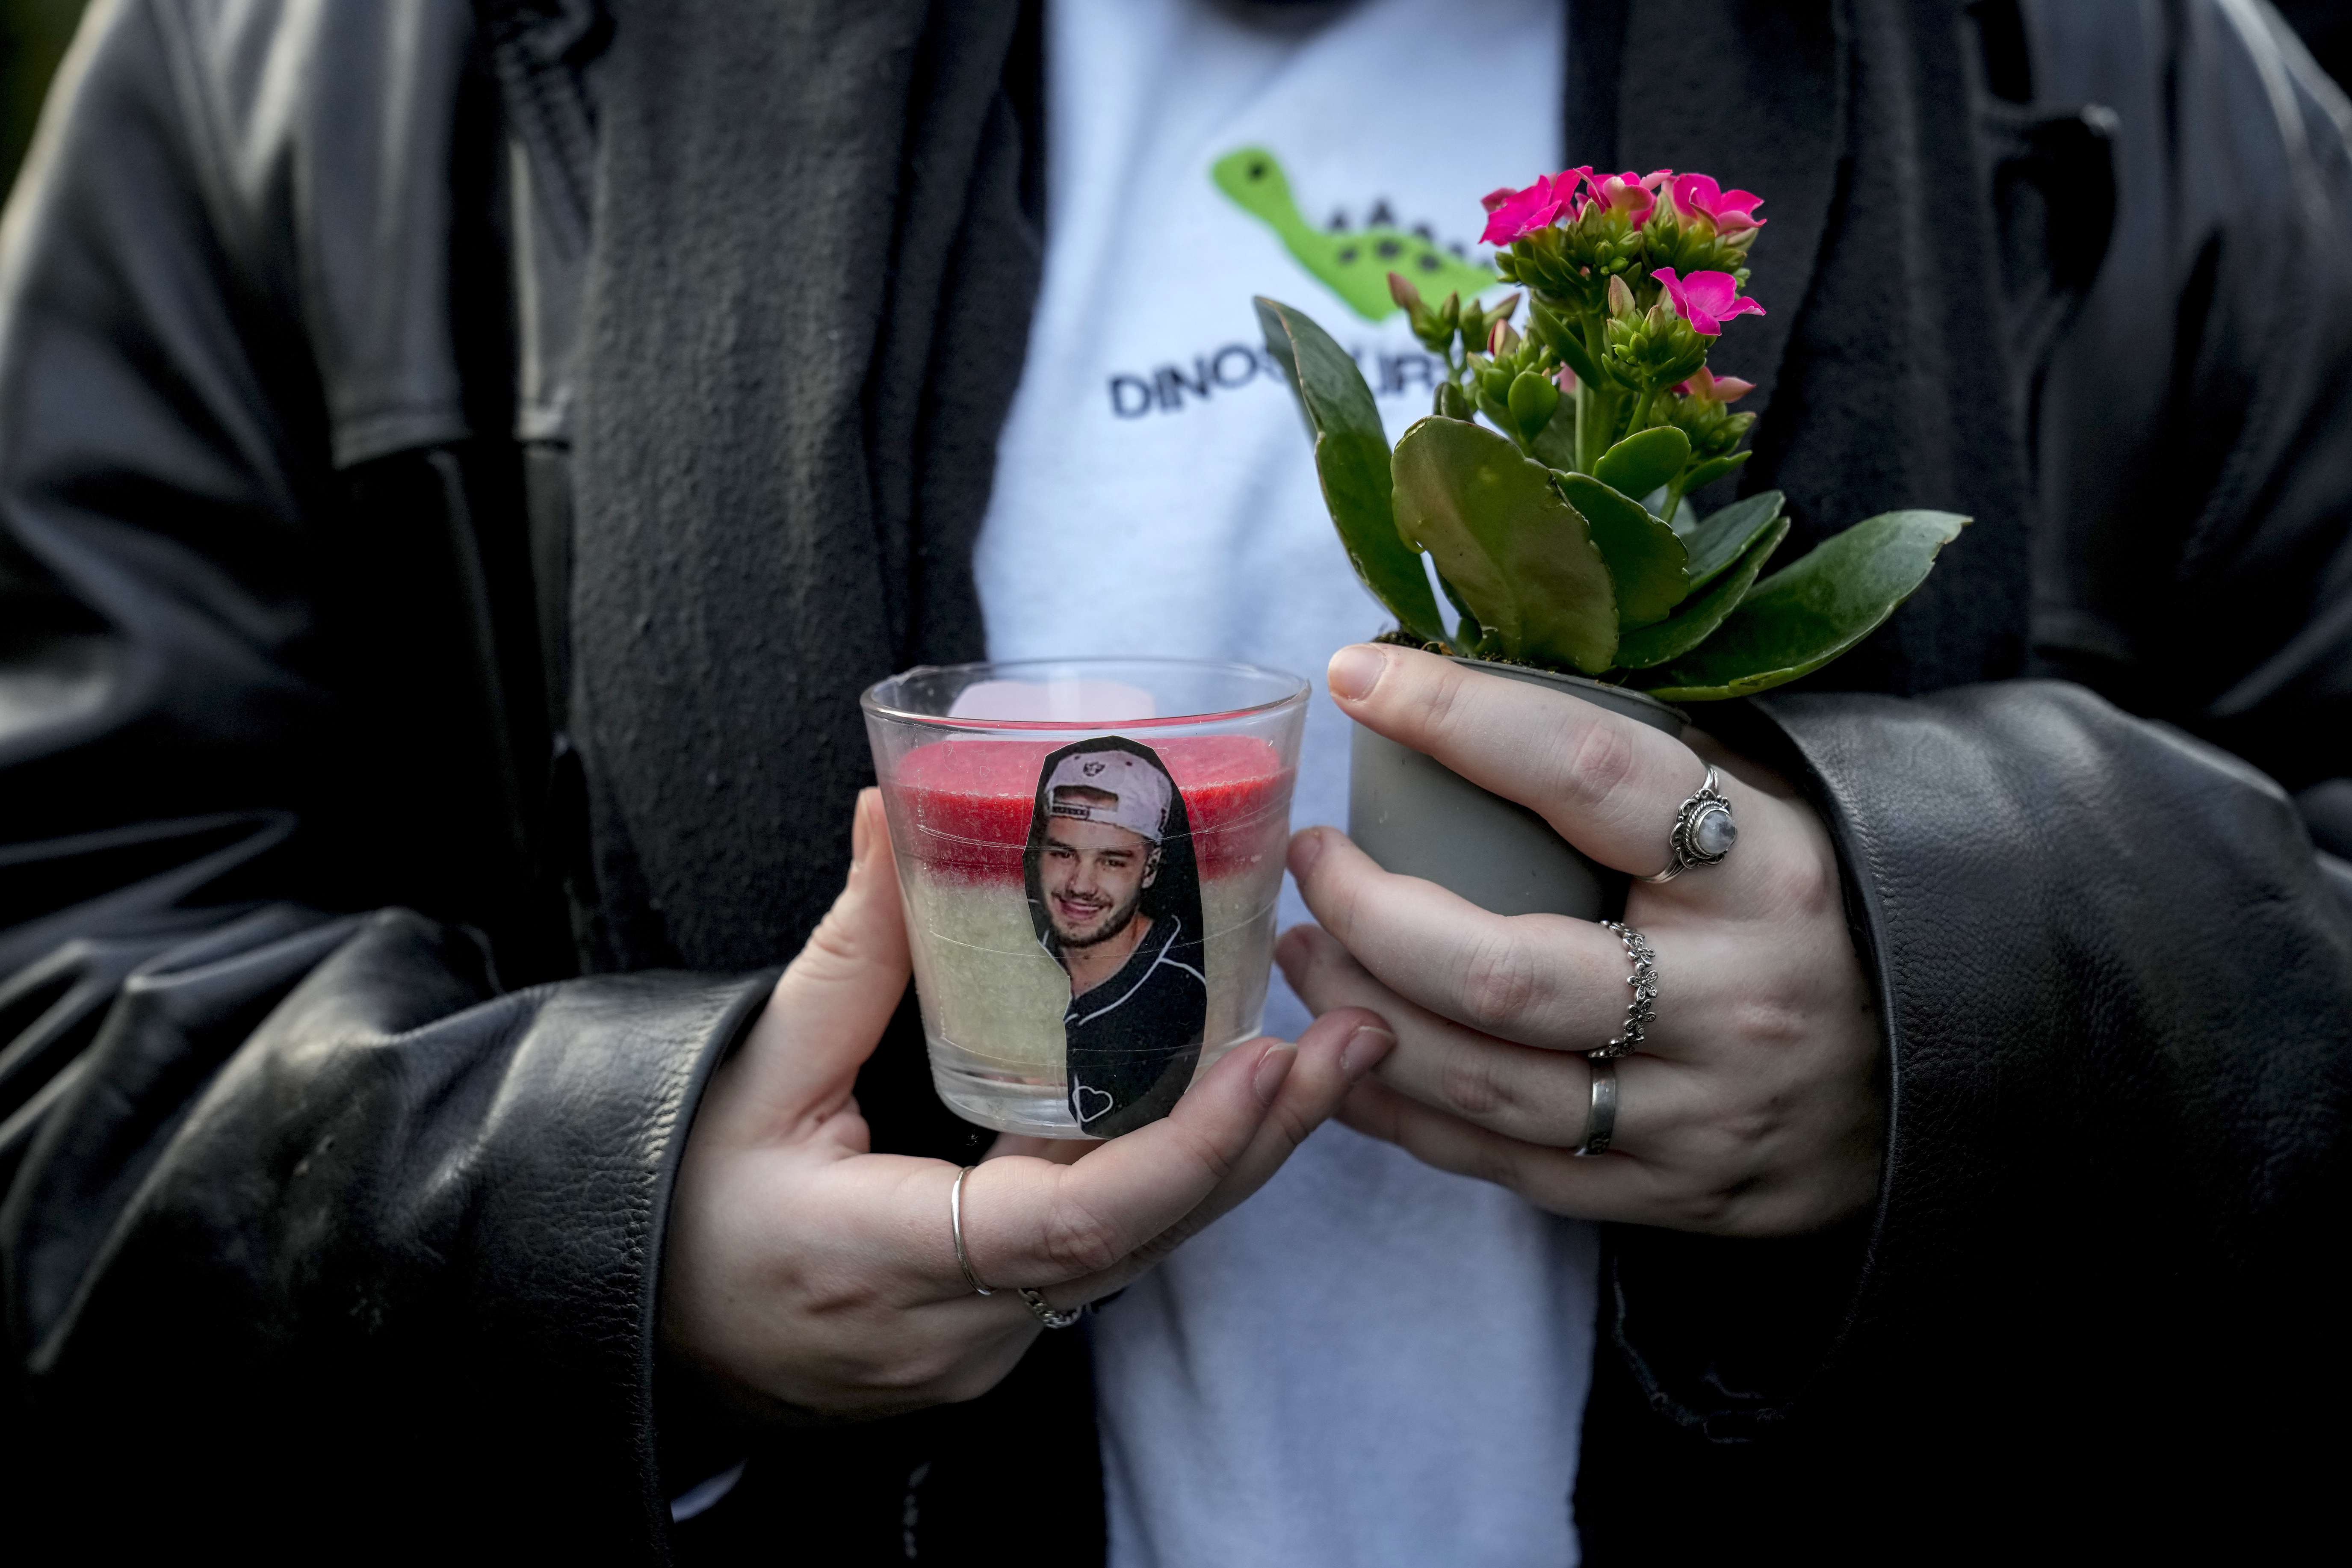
{"left": 973, "top": 2, "right": 1598, "bottom": 1564}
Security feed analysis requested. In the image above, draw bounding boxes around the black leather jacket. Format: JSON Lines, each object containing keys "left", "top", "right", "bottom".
{"left": 3, "top": 2, "right": 2347, "bottom": 1562}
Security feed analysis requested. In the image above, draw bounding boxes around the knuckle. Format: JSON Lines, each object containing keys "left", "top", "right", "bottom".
{"left": 1166, "top": 1114, "right": 1245, "bottom": 1186}
{"left": 1678, "top": 1185, "right": 1742, "bottom": 1231}
{"left": 936, "top": 1358, "right": 1018, "bottom": 1406}
{"left": 1726, "top": 996, "right": 1811, "bottom": 1051}
{"left": 1555, "top": 716, "right": 1641, "bottom": 809}
{"left": 1778, "top": 837, "right": 1842, "bottom": 914}
{"left": 792, "top": 909, "right": 869, "bottom": 982}
{"left": 1320, "top": 863, "right": 1369, "bottom": 934}
{"left": 1434, "top": 1050, "right": 1514, "bottom": 1119}
{"left": 1039, "top": 1195, "right": 1125, "bottom": 1279}
{"left": 1263, "top": 1097, "right": 1318, "bottom": 1153}
{"left": 1420, "top": 661, "right": 1471, "bottom": 736}
{"left": 872, "top": 1340, "right": 966, "bottom": 1394}
{"left": 1456, "top": 931, "right": 1545, "bottom": 1032}
{"left": 795, "top": 1266, "right": 885, "bottom": 1321}
{"left": 1467, "top": 1137, "right": 1525, "bottom": 1194}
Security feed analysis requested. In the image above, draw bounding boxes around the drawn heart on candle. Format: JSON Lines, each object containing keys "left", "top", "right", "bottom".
{"left": 1070, "top": 1081, "right": 1115, "bottom": 1125}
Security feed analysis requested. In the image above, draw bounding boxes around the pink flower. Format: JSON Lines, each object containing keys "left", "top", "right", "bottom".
{"left": 1650, "top": 267, "right": 1765, "bottom": 337}
{"left": 1671, "top": 365, "right": 1757, "bottom": 403}
{"left": 1588, "top": 168, "right": 1669, "bottom": 229}
{"left": 1667, "top": 173, "right": 1766, "bottom": 236}
{"left": 1478, "top": 167, "right": 1591, "bottom": 246}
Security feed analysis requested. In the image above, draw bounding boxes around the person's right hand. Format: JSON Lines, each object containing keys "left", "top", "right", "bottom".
{"left": 660, "top": 788, "right": 1394, "bottom": 1419}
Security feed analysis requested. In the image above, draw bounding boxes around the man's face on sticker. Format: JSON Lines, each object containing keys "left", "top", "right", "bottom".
{"left": 1040, "top": 807, "right": 1160, "bottom": 948}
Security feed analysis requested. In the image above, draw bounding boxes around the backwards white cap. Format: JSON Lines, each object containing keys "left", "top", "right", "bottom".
{"left": 1044, "top": 751, "right": 1173, "bottom": 844}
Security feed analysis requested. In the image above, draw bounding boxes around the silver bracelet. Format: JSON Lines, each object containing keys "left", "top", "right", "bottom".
{"left": 1017, "top": 1288, "right": 1084, "bottom": 1330}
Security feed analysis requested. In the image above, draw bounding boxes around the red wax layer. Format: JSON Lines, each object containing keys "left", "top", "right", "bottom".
{"left": 892, "top": 735, "right": 1291, "bottom": 881}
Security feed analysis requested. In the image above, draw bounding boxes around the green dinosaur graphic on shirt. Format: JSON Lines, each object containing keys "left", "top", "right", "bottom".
{"left": 1211, "top": 146, "right": 1497, "bottom": 322}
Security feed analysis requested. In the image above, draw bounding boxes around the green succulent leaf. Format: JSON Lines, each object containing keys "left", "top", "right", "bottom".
{"left": 1593, "top": 426, "right": 1692, "bottom": 503}
{"left": 1638, "top": 510, "right": 1970, "bottom": 700}
{"left": 1529, "top": 301, "right": 1604, "bottom": 389}
{"left": 1436, "top": 570, "right": 1484, "bottom": 655}
{"left": 1678, "top": 490, "right": 1786, "bottom": 591}
{"left": 1677, "top": 451, "right": 1752, "bottom": 497}
{"left": 1556, "top": 473, "right": 1690, "bottom": 630}
{"left": 1256, "top": 298, "right": 1448, "bottom": 645}
{"left": 1528, "top": 407, "right": 1580, "bottom": 470}
{"left": 1392, "top": 417, "right": 1619, "bottom": 674}
{"left": 1612, "top": 515, "right": 1790, "bottom": 669}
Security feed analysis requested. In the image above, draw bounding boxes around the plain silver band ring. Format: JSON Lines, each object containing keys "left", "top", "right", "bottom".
{"left": 1638, "top": 765, "right": 1736, "bottom": 883}
{"left": 951, "top": 1165, "right": 993, "bottom": 1295}
{"left": 1575, "top": 1057, "right": 1619, "bottom": 1157}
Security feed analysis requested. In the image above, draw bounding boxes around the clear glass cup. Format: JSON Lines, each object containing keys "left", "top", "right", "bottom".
{"left": 862, "top": 659, "right": 1309, "bottom": 1139}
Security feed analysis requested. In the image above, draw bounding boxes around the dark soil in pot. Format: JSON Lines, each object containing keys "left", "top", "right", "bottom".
{"left": 1347, "top": 657, "right": 1687, "bottom": 919}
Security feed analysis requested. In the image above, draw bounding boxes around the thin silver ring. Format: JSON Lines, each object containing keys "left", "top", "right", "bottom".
{"left": 951, "top": 1165, "right": 993, "bottom": 1295}
{"left": 1638, "top": 765, "right": 1737, "bottom": 883}
{"left": 953, "top": 1166, "right": 1084, "bottom": 1329}
{"left": 1575, "top": 1057, "right": 1618, "bottom": 1156}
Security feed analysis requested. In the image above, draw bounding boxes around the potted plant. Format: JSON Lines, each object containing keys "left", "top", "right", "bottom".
{"left": 1258, "top": 166, "right": 1965, "bottom": 917}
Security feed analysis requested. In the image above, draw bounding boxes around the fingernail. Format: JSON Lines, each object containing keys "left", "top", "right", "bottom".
{"left": 1288, "top": 827, "right": 1327, "bottom": 878}
{"left": 1274, "top": 925, "right": 1310, "bottom": 980}
{"left": 1339, "top": 1025, "right": 1396, "bottom": 1079}
{"left": 1252, "top": 1041, "right": 1298, "bottom": 1106}
{"left": 1326, "top": 644, "right": 1387, "bottom": 703}
{"left": 851, "top": 788, "right": 878, "bottom": 867}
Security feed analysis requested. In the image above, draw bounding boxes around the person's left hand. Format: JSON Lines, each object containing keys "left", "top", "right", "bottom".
{"left": 1279, "top": 644, "right": 1883, "bottom": 1237}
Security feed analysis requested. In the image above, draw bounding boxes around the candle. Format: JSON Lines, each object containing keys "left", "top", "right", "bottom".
{"left": 888, "top": 734, "right": 1294, "bottom": 1124}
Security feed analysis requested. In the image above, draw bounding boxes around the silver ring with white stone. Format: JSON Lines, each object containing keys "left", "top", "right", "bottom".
{"left": 1637, "top": 765, "right": 1737, "bottom": 883}
{"left": 1592, "top": 921, "right": 1657, "bottom": 1058}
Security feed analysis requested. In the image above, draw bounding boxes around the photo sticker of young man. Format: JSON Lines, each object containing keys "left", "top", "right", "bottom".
{"left": 1024, "top": 737, "right": 1208, "bottom": 1137}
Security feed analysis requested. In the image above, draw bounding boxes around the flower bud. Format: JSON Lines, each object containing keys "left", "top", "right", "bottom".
{"left": 1508, "top": 369, "right": 1561, "bottom": 440}
{"left": 1607, "top": 274, "right": 1636, "bottom": 319}
{"left": 1388, "top": 272, "right": 1425, "bottom": 313}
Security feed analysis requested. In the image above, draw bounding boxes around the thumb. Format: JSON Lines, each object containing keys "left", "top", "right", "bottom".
{"left": 727, "top": 788, "right": 915, "bottom": 1130}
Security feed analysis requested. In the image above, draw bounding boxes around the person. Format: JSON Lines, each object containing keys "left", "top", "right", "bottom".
{"left": 0, "top": 1, "right": 2345, "bottom": 1564}
{"left": 1028, "top": 742, "right": 1209, "bottom": 1135}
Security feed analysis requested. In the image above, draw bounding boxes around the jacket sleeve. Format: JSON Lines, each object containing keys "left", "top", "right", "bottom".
{"left": 0, "top": 8, "right": 763, "bottom": 1557}
{"left": 1584, "top": 682, "right": 2352, "bottom": 1554}
{"left": 1581, "top": 8, "right": 2352, "bottom": 1554}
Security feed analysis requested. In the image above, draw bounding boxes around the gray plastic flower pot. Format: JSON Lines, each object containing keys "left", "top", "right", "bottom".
{"left": 1347, "top": 658, "right": 1688, "bottom": 920}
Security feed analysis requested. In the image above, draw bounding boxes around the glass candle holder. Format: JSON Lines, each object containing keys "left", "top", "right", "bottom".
{"left": 863, "top": 659, "right": 1308, "bottom": 1139}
